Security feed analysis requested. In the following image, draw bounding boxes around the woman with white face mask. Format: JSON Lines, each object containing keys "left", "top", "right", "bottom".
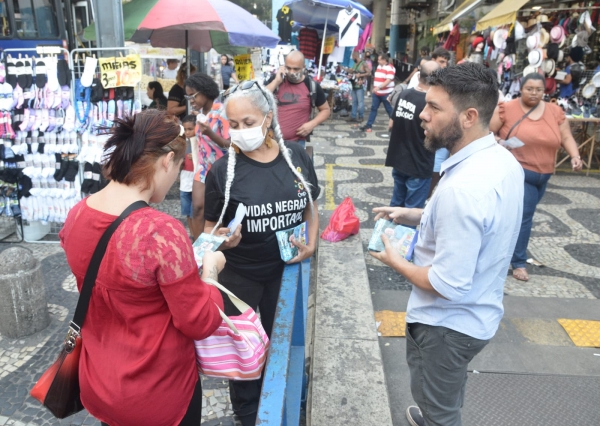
{"left": 203, "top": 81, "right": 320, "bottom": 426}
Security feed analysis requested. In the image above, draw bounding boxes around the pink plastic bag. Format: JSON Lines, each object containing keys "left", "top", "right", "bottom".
{"left": 320, "top": 197, "right": 360, "bottom": 242}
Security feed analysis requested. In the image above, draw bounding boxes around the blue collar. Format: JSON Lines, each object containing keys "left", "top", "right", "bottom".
{"left": 439, "top": 133, "right": 496, "bottom": 176}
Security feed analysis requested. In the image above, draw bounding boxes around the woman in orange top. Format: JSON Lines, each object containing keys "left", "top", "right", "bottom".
{"left": 490, "top": 73, "right": 582, "bottom": 282}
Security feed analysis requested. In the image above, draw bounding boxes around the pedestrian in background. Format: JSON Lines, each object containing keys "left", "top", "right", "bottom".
{"left": 490, "top": 72, "right": 582, "bottom": 282}
{"left": 266, "top": 50, "right": 330, "bottom": 148}
{"left": 168, "top": 62, "right": 197, "bottom": 121}
{"left": 180, "top": 115, "right": 199, "bottom": 237}
{"left": 360, "top": 53, "right": 395, "bottom": 133}
{"left": 371, "top": 63, "right": 524, "bottom": 426}
{"left": 385, "top": 61, "right": 439, "bottom": 210}
{"left": 185, "top": 72, "right": 230, "bottom": 239}
{"left": 346, "top": 50, "right": 370, "bottom": 123}
{"left": 59, "top": 109, "right": 225, "bottom": 426}
{"left": 163, "top": 58, "right": 180, "bottom": 79}
{"left": 220, "top": 54, "right": 238, "bottom": 91}
{"left": 147, "top": 81, "right": 168, "bottom": 110}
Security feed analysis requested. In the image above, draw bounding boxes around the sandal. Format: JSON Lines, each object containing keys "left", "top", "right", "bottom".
{"left": 512, "top": 267, "right": 529, "bottom": 282}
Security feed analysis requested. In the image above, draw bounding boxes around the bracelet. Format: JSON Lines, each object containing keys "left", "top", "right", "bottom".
{"left": 571, "top": 156, "right": 581, "bottom": 160}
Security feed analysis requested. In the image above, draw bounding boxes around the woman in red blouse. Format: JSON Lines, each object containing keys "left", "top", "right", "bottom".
{"left": 59, "top": 109, "right": 225, "bottom": 426}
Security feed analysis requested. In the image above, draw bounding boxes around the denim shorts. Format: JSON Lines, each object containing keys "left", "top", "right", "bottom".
{"left": 180, "top": 191, "right": 192, "bottom": 217}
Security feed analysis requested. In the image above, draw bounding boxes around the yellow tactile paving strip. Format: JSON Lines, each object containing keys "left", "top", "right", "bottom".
{"left": 375, "top": 311, "right": 406, "bottom": 337}
{"left": 557, "top": 319, "right": 600, "bottom": 348}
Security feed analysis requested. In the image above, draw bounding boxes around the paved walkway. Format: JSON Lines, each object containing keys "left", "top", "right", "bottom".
{"left": 310, "top": 108, "right": 600, "bottom": 425}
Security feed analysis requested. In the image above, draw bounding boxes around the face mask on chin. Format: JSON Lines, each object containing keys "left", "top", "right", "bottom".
{"left": 229, "top": 115, "right": 268, "bottom": 152}
{"left": 287, "top": 71, "right": 304, "bottom": 83}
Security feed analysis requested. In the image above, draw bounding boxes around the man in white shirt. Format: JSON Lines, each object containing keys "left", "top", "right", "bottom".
{"left": 371, "top": 63, "right": 524, "bottom": 426}
{"left": 162, "top": 59, "right": 180, "bottom": 80}
{"left": 359, "top": 53, "right": 396, "bottom": 132}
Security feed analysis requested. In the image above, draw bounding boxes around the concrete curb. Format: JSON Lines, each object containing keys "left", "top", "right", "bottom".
{"left": 309, "top": 232, "right": 393, "bottom": 426}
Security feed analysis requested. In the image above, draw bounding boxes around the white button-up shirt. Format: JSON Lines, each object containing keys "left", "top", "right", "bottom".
{"left": 406, "top": 133, "right": 524, "bottom": 340}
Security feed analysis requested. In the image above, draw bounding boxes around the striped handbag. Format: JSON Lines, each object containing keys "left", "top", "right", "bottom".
{"left": 195, "top": 279, "right": 270, "bottom": 381}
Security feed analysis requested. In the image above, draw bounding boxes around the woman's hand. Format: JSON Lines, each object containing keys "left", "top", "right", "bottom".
{"left": 201, "top": 251, "right": 226, "bottom": 281}
{"left": 198, "top": 121, "right": 212, "bottom": 136}
{"left": 571, "top": 156, "right": 583, "bottom": 172}
{"left": 214, "top": 224, "right": 242, "bottom": 250}
{"left": 286, "top": 236, "right": 315, "bottom": 264}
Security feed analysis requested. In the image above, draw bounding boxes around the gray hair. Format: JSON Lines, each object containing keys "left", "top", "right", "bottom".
{"left": 211, "top": 83, "right": 314, "bottom": 233}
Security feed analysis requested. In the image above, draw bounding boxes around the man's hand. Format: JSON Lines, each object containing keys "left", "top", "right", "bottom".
{"left": 373, "top": 206, "right": 423, "bottom": 227}
{"left": 287, "top": 236, "right": 315, "bottom": 264}
{"left": 275, "top": 66, "right": 287, "bottom": 84}
{"left": 213, "top": 224, "right": 242, "bottom": 250}
{"left": 373, "top": 206, "right": 405, "bottom": 223}
{"left": 369, "top": 233, "right": 406, "bottom": 269}
{"left": 296, "top": 122, "right": 315, "bottom": 137}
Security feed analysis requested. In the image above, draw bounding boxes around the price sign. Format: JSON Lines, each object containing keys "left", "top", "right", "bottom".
{"left": 98, "top": 54, "right": 142, "bottom": 88}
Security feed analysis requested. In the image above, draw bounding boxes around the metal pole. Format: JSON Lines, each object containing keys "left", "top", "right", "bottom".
{"left": 317, "top": 10, "right": 328, "bottom": 79}
{"left": 92, "top": 0, "right": 124, "bottom": 52}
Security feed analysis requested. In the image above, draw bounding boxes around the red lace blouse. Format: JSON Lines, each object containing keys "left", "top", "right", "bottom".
{"left": 59, "top": 200, "right": 224, "bottom": 426}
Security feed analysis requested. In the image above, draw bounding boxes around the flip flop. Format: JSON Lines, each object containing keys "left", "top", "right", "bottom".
{"left": 512, "top": 267, "right": 529, "bottom": 282}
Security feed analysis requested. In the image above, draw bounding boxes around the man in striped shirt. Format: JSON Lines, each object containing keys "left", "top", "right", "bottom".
{"left": 360, "top": 53, "right": 396, "bottom": 132}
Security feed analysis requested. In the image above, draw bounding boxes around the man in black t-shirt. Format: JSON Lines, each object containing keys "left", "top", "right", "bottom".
{"left": 385, "top": 61, "right": 439, "bottom": 209}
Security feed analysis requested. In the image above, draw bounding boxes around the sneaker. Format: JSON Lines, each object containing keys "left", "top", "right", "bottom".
{"left": 346, "top": 117, "right": 359, "bottom": 123}
{"left": 359, "top": 125, "right": 372, "bottom": 132}
{"left": 406, "top": 406, "right": 424, "bottom": 426}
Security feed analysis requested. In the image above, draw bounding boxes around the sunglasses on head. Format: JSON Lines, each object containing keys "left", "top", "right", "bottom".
{"left": 224, "top": 80, "right": 268, "bottom": 101}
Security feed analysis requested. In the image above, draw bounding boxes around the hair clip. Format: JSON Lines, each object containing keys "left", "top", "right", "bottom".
{"left": 179, "top": 124, "right": 185, "bottom": 136}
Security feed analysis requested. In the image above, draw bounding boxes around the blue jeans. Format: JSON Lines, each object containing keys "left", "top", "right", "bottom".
{"left": 366, "top": 93, "right": 394, "bottom": 128}
{"left": 351, "top": 88, "right": 365, "bottom": 119}
{"left": 511, "top": 168, "right": 552, "bottom": 268}
{"left": 284, "top": 139, "right": 306, "bottom": 148}
{"left": 390, "top": 169, "right": 431, "bottom": 209}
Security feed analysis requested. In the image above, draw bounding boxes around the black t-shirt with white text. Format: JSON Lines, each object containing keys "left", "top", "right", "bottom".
{"left": 385, "top": 88, "right": 434, "bottom": 179}
{"left": 204, "top": 142, "right": 320, "bottom": 280}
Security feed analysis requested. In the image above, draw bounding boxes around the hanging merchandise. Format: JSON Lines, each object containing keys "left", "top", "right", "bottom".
{"left": 323, "top": 36, "right": 336, "bottom": 55}
{"left": 277, "top": 6, "right": 294, "bottom": 44}
{"left": 0, "top": 47, "right": 78, "bottom": 243}
{"left": 355, "top": 21, "right": 372, "bottom": 52}
{"left": 299, "top": 28, "right": 320, "bottom": 60}
{"left": 336, "top": 7, "right": 361, "bottom": 47}
{"left": 328, "top": 43, "right": 346, "bottom": 63}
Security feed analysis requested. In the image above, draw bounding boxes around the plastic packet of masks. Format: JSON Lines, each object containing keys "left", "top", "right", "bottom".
{"left": 500, "top": 137, "right": 525, "bottom": 150}
{"left": 368, "top": 219, "right": 418, "bottom": 262}
{"left": 276, "top": 221, "right": 308, "bottom": 262}
{"left": 192, "top": 233, "right": 226, "bottom": 268}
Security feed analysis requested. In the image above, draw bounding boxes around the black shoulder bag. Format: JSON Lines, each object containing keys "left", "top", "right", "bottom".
{"left": 30, "top": 201, "right": 148, "bottom": 419}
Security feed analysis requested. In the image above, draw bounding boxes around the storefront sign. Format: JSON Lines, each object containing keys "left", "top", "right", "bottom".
{"left": 323, "top": 36, "right": 336, "bottom": 54}
{"left": 98, "top": 54, "right": 142, "bottom": 88}
{"left": 234, "top": 54, "right": 254, "bottom": 81}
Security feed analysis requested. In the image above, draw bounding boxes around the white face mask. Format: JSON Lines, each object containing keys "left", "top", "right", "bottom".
{"left": 229, "top": 115, "right": 268, "bottom": 152}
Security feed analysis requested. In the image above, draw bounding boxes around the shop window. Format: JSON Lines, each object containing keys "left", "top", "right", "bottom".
{"left": 0, "top": 0, "right": 12, "bottom": 37}
{"left": 12, "top": 0, "right": 59, "bottom": 38}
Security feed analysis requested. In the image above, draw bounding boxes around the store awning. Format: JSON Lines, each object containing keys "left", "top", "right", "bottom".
{"left": 433, "top": 0, "right": 484, "bottom": 35}
{"left": 476, "top": 0, "right": 530, "bottom": 31}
